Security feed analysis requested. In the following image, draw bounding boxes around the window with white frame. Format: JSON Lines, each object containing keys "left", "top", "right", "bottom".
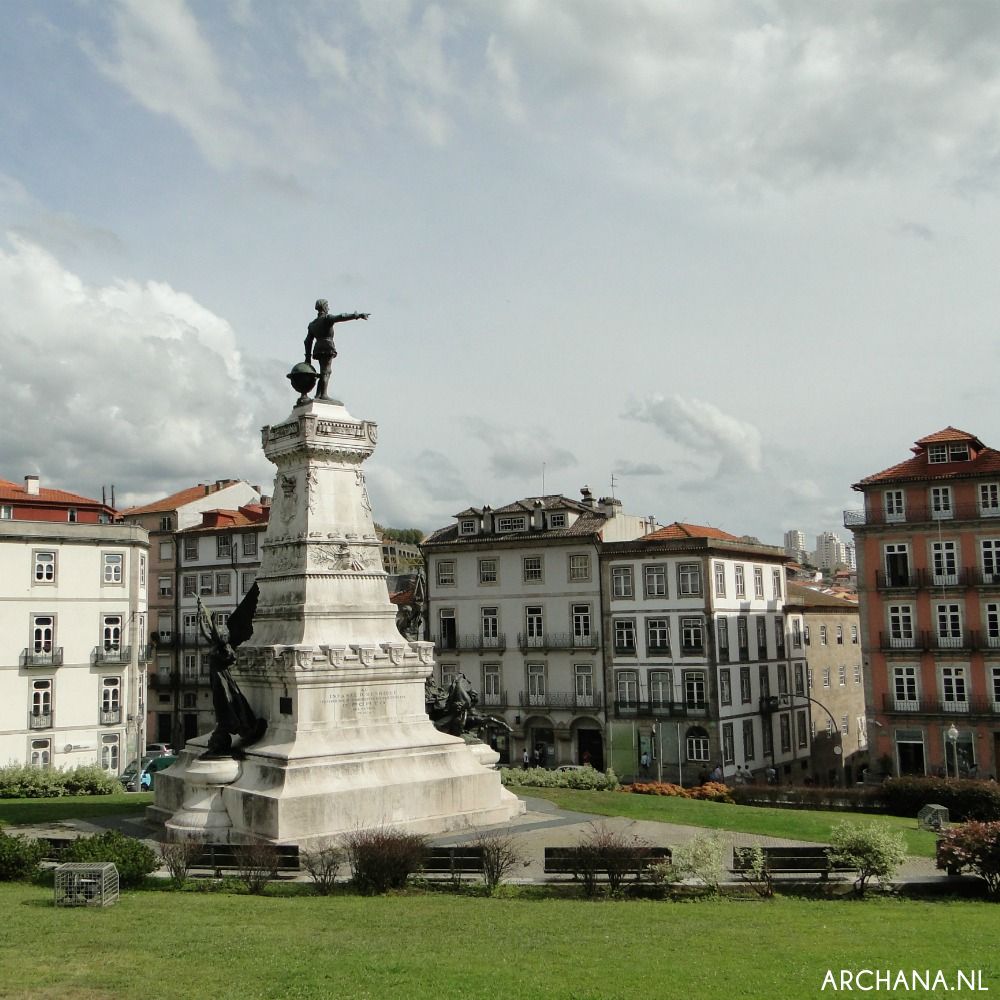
{"left": 216, "top": 572, "right": 231, "bottom": 596}
{"left": 241, "top": 570, "right": 255, "bottom": 594}
{"left": 459, "top": 518, "right": 477, "bottom": 535}
{"left": 753, "top": 566, "right": 764, "bottom": 600}
{"left": 717, "top": 618, "right": 729, "bottom": 656}
{"left": 722, "top": 722, "right": 735, "bottom": 764}
{"left": 737, "top": 617, "right": 749, "bottom": 653}
{"left": 611, "top": 565, "right": 633, "bottom": 598}
{"left": 981, "top": 539, "right": 1000, "bottom": 582}
{"left": 102, "top": 552, "right": 123, "bottom": 584}
{"left": 743, "top": 718, "right": 756, "bottom": 760}
{"left": 678, "top": 563, "right": 702, "bottom": 597}
{"left": 888, "top": 604, "right": 914, "bottom": 645}
{"left": 686, "top": 727, "right": 710, "bottom": 762}
{"left": 157, "top": 613, "right": 172, "bottom": 641}
{"left": 851, "top": 624, "right": 858, "bottom": 644}
{"left": 614, "top": 618, "right": 637, "bottom": 654}
{"left": 616, "top": 669, "right": 638, "bottom": 706}
{"left": 927, "top": 444, "right": 948, "bottom": 463}
{"left": 779, "top": 713, "right": 792, "bottom": 752}
{"left": 482, "top": 664, "right": 501, "bottom": 705}
{"left": 32, "top": 615, "right": 54, "bottom": 654}
{"left": 242, "top": 533, "right": 258, "bottom": 556}
{"left": 159, "top": 515, "right": 173, "bottom": 532}
{"left": 756, "top": 616, "right": 768, "bottom": 656}
{"left": 496, "top": 516, "right": 526, "bottom": 533}
{"left": 936, "top": 603, "right": 962, "bottom": 645}
{"left": 941, "top": 665, "right": 968, "bottom": 707}
{"left": 714, "top": 562, "right": 726, "bottom": 598}
{"left": 822, "top": 666, "right": 831, "bottom": 688}
{"left": 835, "top": 624, "right": 843, "bottom": 645}
{"left": 524, "top": 606, "right": 544, "bottom": 646}
{"left": 762, "top": 720, "right": 773, "bottom": 756}
{"left": 159, "top": 576, "right": 173, "bottom": 597}
{"left": 574, "top": 663, "right": 594, "bottom": 705}
{"left": 0, "top": 504, "right": 12, "bottom": 519}
{"left": 792, "top": 619, "right": 802, "bottom": 648}
{"left": 979, "top": 483, "right": 1000, "bottom": 517}
{"left": 527, "top": 663, "right": 546, "bottom": 703}
{"left": 854, "top": 663, "right": 862, "bottom": 683}
{"left": 102, "top": 614, "right": 122, "bottom": 652}
{"left": 681, "top": 617, "right": 704, "bottom": 653}
{"left": 884, "top": 542, "right": 910, "bottom": 586}
{"left": 478, "top": 558, "right": 498, "bottom": 585}
{"left": 31, "top": 679, "right": 52, "bottom": 725}
{"left": 33, "top": 550, "right": 56, "bottom": 583}
{"left": 819, "top": 624, "right": 828, "bottom": 645}
{"left": 930, "top": 485, "right": 953, "bottom": 519}
{"left": 986, "top": 603, "right": 1000, "bottom": 647}
{"left": 991, "top": 666, "right": 1000, "bottom": 709}
{"left": 774, "top": 617, "right": 785, "bottom": 653}
{"left": 797, "top": 712, "right": 809, "bottom": 747}
{"left": 101, "top": 677, "right": 121, "bottom": 723}
{"left": 216, "top": 535, "right": 232, "bottom": 559}
{"left": 734, "top": 564, "right": 746, "bottom": 598}
{"left": 794, "top": 663, "right": 805, "bottom": 696}
{"left": 684, "top": 671, "right": 706, "bottom": 707}
{"left": 649, "top": 669, "right": 672, "bottom": 707}
{"left": 30, "top": 738, "right": 50, "bottom": 766}
{"left": 101, "top": 734, "right": 120, "bottom": 773}
{"left": 772, "top": 568, "right": 782, "bottom": 600}
{"left": 807, "top": 666, "right": 813, "bottom": 689}
{"left": 720, "top": 667, "right": 732, "bottom": 705}
{"left": 644, "top": 564, "right": 667, "bottom": 598}
{"left": 214, "top": 612, "right": 230, "bottom": 637}
{"left": 158, "top": 540, "right": 172, "bottom": 561}
{"left": 572, "top": 604, "right": 592, "bottom": 643}
{"left": 838, "top": 664, "right": 847, "bottom": 686}
{"left": 139, "top": 555, "right": 145, "bottom": 588}
{"left": 549, "top": 513, "right": 567, "bottom": 529}
{"left": 932, "top": 540, "right": 958, "bottom": 585}
{"left": 438, "top": 609, "right": 456, "bottom": 649}
{"left": 199, "top": 573, "right": 213, "bottom": 596}
{"left": 181, "top": 655, "right": 195, "bottom": 683}
{"left": 950, "top": 443, "right": 970, "bottom": 461}
{"left": 646, "top": 618, "right": 670, "bottom": 654}
{"left": 436, "top": 560, "right": 456, "bottom": 587}
{"left": 741, "top": 666, "right": 752, "bottom": 703}
{"left": 481, "top": 607, "right": 499, "bottom": 640}
{"left": 200, "top": 653, "right": 211, "bottom": 677}
{"left": 777, "top": 663, "right": 788, "bottom": 695}
{"left": 522, "top": 556, "right": 543, "bottom": 583}
{"left": 183, "top": 536, "right": 198, "bottom": 560}
{"left": 568, "top": 553, "right": 590, "bottom": 582}
{"left": 183, "top": 612, "right": 199, "bottom": 641}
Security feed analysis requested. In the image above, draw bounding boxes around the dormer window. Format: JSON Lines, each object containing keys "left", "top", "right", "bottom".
{"left": 496, "top": 516, "right": 526, "bottom": 533}
{"left": 928, "top": 445, "right": 947, "bottom": 463}
{"left": 459, "top": 519, "right": 477, "bottom": 535}
{"left": 549, "top": 513, "right": 567, "bottom": 529}
{"left": 949, "top": 443, "right": 970, "bottom": 462}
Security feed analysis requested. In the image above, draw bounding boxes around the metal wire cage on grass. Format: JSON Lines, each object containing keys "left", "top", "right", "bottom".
{"left": 54, "top": 863, "right": 119, "bottom": 907}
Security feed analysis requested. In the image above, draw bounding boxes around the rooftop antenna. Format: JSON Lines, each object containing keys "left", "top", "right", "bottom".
{"left": 610, "top": 473, "right": 618, "bottom": 499}
{"left": 541, "top": 462, "right": 545, "bottom": 496}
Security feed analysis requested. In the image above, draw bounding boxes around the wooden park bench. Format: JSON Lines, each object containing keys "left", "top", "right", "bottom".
{"left": 39, "top": 836, "right": 76, "bottom": 860}
{"left": 543, "top": 846, "right": 671, "bottom": 880}
{"left": 732, "top": 845, "right": 855, "bottom": 880}
{"left": 420, "top": 846, "right": 485, "bottom": 880}
{"left": 189, "top": 842, "right": 301, "bottom": 877}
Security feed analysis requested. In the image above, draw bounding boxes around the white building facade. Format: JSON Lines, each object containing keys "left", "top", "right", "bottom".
{"left": 0, "top": 520, "right": 149, "bottom": 773}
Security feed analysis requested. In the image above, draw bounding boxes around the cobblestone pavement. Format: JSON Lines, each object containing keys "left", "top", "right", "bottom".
{"left": 6, "top": 792, "right": 943, "bottom": 886}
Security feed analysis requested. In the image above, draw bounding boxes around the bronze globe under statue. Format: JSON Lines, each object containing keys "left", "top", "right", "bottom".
{"left": 287, "top": 361, "right": 319, "bottom": 405}
{"left": 304, "top": 298, "right": 369, "bottom": 401}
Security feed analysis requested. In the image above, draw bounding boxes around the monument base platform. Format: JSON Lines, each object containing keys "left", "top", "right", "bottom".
{"left": 149, "top": 737, "right": 524, "bottom": 847}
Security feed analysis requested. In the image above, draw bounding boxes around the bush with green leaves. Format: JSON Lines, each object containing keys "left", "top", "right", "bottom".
{"left": 666, "top": 833, "right": 726, "bottom": 894}
{"left": 0, "top": 830, "right": 45, "bottom": 881}
{"left": 880, "top": 777, "right": 1000, "bottom": 822}
{"left": 828, "top": 820, "right": 907, "bottom": 896}
{"left": 733, "top": 844, "right": 775, "bottom": 898}
{"left": 0, "top": 764, "right": 121, "bottom": 799}
{"left": 343, "top": 826, "right": 428, "bottom": 894}
{"left": 60, "top": 830, "right": 159, "bottom": 888}
{"left": 500, "top": 766, "right": 619, "bottom": 791}
{"left": 936, "top": 821, "right": 1000, "bottom": 897}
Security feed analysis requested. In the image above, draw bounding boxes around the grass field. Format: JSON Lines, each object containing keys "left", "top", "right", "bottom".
{"left": 0, "top": 883, "right": 996, "bottom": 1000}
{"left": 515, "top": 786, "right": 939, "bottom": 857}
{"left": 0, "top": 792, "right": 152, "bottom": 827}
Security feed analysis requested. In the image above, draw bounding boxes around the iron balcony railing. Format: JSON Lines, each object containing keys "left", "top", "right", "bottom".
{"left": 759, "top": 694, "right": 792, "bottom": 713}
{"left": 100, "top": 708, "right": 122, "bottom": 725}
{"left": 139, "top": 645, "right": 156, "bottom": 661}
{"left": 28, "top": 711, "right": 52, "bottom": 729}
{"left": 445, "top": 634, "right": 508, "bottom": 652}
{"left": 479, "top": 690, "right": 508, "bottom": 708}
{"left": 612, "top": 699, "right": 707, "bottom": 718}
{"left": 879, "top": 630, "right": 980, "bottom": 652}
{"left": 21, "top": 648, "right": 63, "bottom": 667}
{"left": 518, "top": 632, "right": 600, "bottom": 651}
{"left": 92, "top": 645, "right": 132, "bottom": 664}
{"left": 517, "top": 690, "right": 603, "bottom": 710}
{"left": 845, "top": 502, "right": 1000, "bottom": 528}
{"left": 881, "top": 694, "right": 998, "bottom": 716}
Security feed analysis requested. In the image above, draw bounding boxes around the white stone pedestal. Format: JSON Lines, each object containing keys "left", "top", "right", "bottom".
{"left": 152, "top": 394, "right": 522, "bottom": 844}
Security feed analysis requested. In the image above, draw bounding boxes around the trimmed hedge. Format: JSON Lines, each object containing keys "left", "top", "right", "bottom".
{"left": 0, "top": 764, "right": 122, "bottom": 799}
{"left": 0, "top": 830, "right": 45, "bottom": 881}
{"left": 880, "top": 777, "right": 1000, "bottom": 822}
{"left": 500, "top": 766, "right": 619, "bottom": 791}
{"left": 629, "top": 781, "right": 733, "bottom": 804}
{"left": 730, "top": 786, "right": 883, "bottom": 812}
{"left": 60, "top": 831, "right": 159, "bottom": 887}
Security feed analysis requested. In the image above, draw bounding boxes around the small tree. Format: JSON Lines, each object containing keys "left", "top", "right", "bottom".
{"left": 937, "top": 821, "right": 1000, "bottom": 897}
{"left": 670, "top": 833, "right": 726, "bottom": 894}
{"left": 233, "top": 841, "right": 280, "bottom": 895}
{"left": 301, "top": 844, "right": 345, "bottom": 896}
{"left": 472, "top": 829, "right": 522, "bottom": 896}
{"left": 158, "top": 838, "right": 203, "bottom": 888}
{"left": 828, "top": 821, "right": 907, "bottom": 896}
{"left": 734, "top": 844, "right": 774, "bottom": 899}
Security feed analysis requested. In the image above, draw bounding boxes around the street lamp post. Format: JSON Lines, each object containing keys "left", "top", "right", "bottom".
{"left": 946, "top": 724, "right": 959, "bottom": 779}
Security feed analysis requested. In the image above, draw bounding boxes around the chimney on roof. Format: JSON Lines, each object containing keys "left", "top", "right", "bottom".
{"left": 482, "top": 504, "right": 493, "bottom": 533}
{"left": 216, "top": 480, "right": 227, "bottom": 490}
{"left": 24, "top": 475, "right": 39, "bottom": 496}
{"left": 580, "top": 485, "right": 594, "bottom": 508}
{"left": 597, "top": 496, "right": 622, "bottom": 517}
{"left": 531, "top": 499, "right": 544, "bottom": 530}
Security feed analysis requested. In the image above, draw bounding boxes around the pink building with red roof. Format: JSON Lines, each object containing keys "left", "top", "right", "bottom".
{"left": 845, "top": 427, "right": 1000, "bottom": 779}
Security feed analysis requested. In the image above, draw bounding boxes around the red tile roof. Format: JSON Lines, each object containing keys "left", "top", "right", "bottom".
{"left": 914, "top": 426, "right": 982, "bottom": 447}
{"left": 0, "top": 478, "right": 104, "bottom": 506}
{"left": 123, "top": 481, "right": 242, "bottom": 516}
{"left": 642, "top": 522, "right": 739, "bottom": 542}
{"left": 855, "top": 445, "right": 1000, "bottom": 487}
{"left": 179, "top": 505, "right": 270, "bottom": 532}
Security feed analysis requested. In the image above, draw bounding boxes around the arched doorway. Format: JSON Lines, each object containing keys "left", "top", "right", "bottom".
{"left": 572, "top": 718, "right": 604, "bottom": 771}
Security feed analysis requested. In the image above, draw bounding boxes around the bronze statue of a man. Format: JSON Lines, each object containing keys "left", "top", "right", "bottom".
{"left": 304, "top": 299, "right": 369, "bottom": 400}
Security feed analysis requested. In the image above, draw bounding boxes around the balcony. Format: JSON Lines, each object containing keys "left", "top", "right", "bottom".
{"left": 931, "top": 630, "right": 975, "bottom": 652}
{"left": 881, "top": 694, "right": 997, "bottom": 716}
{"left": 612, "top": 699, "right": 706, "bottom": 718}
{"left": 148, "top": 671, "right": 176, "bottom": 689}
{"left": 479, "top": 690, "right": 508, "bottom": 708}
{"left": 845, "top": 501, "right": 996, "bottom": 528}
{"left": 679, "top": 643, "right": 705, "bottom": 657}
{"left": 875, "top": 569, "right": 924, "bottom": 590}
{"left": 139, "top": 645, "right": 156, "bottom": 661}
{"left": 759, "top": 694, "right": 792, "bottom": 713}
{"left": 879, "top": 631, "right": 926, "bottom": 652}
{"left": 972, "top": 569, "right": 1000, "bottom": 588}
{"left": 445, "top": 634, "right": 508, "bottom": 653}
{"left": 517, "top": 690, "right": 604, "bottom": 711}
{"left": 516, "top": 632, "right": 599, "bottom": 652}
{"left": 21, "top": 648, "right": 63, "bottom": 667}
{"left": 100, "top": 708, "right": 122, "bottom": 725}
{"left": 28, "top": 711, "right": 52, "bottom": 729}
{"left": 92, "top": 645, "right": 132, "bottom": 664}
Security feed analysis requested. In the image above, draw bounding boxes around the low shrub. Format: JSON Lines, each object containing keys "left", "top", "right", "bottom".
{"left": 730, "top": 785, "right": 883, "bottom": 812}
{"left": 828, "top": 820, "right": 907, "bottom": 896}
{"left": 936, "top": 821, "right": 1000, "bottom": 897}
{"left": 0, "top": 764, "right": 121, "bottom": 799}
{"left": 301, "top": 844, "right": 345, "bottom": 896}
{"left": 500, "top": 766, "right": 619, "bottom": 791}
{"left": 158, "top": 838, "right": 204, "bottom": 888}
{"left": 60, "top": 830, "right": 159, "bottom": 888}
{"left": 0, "top": 830, "right": 45, "bottom": 881}
{"left": 471, "top": 829, "right": 522, "bottom": 895}
{"left": 233, "top": 842, "right": 280, "bottom": 895}
{"left": 667, "top": 833, "right": 726, "bottom": 893}
{"left": 343, "top": 826, "right": 428, "bottom": 894}
{"left": 733, "top": 843, "right": 775, "bottom": 899}
{"left": 629, "top": 781, "right": 733, "bottom": 803}
{"left": 881, "top": 777, "right": 1000, "bottom": 822}
{"left": 571, "top": 824, "right": 652, "bottom": 897}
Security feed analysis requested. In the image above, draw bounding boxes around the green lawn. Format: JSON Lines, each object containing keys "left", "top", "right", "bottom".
{"left": 0, "top": 792, "right": 152, "bottom": 827}
{"left": 516, "top": 786, "right": 939, "bottom": 857}
{"left": 0, "top": 883, "right": 995, "bottom": 1000}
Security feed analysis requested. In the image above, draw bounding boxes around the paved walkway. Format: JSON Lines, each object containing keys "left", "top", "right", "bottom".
{"left": 7, "top": 793, "right": 943, "bottom": 887}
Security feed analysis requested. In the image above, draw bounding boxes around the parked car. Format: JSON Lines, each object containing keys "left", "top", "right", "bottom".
{"left": 145, "top": 743, "right": 173, "bottom": 757}
{"left": 121, "top": 754, "right": 177, "bottom": 791}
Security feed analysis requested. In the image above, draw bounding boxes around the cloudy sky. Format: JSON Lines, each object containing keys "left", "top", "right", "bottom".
{"left": 3, "top": 1, "right": 1000, "bottom": 545}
